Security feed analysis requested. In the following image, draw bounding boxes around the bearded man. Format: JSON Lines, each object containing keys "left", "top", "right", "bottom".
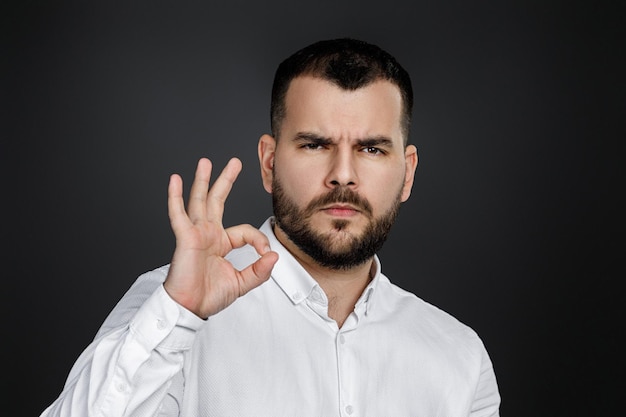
{"left": 41, "top": 38, "right": 500, "bottom": 417}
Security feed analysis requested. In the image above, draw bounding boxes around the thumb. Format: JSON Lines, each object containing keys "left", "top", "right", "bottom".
{"left": 238, "top": 251, "right": 279, "bottom": 295}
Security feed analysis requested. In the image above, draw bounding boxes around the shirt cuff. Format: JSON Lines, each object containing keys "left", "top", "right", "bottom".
{"left": 129, "top": 284, "right": 205, "bottom": 352}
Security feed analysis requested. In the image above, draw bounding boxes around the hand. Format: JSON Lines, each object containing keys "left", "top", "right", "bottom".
{"left": 163, "top": 157, "right": 279, "bottom": 319}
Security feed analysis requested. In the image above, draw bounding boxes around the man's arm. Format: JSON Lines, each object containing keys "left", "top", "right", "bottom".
{"left": 470, "top": 341, "right": 501, "bottom": 417}
{"left": 40, "top": 273, "right": 202, "bottom": 417}
{"left": 39, "top": 158, "right": 279, "bottom": 417}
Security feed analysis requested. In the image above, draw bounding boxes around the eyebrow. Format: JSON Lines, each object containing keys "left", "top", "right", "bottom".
{"left": 357, "top": 136, "right": 394, "bottom": 148}
{"left": 293, "top": 132, "right": 333, "bottom": 146}
{"left": 293, "top": 132, "right": 395, "bottom": 148}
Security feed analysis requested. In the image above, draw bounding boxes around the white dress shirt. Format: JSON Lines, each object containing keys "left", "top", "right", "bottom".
{"left": 41, "top": 218, "right": 500, "bottom": 417}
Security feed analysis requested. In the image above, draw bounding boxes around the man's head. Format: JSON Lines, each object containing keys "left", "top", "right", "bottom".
{"left": 270, "top": 38, "right": 414, "bottom": 142}
{"left": 259, "top": 38, "right": 418, "bottom": 270}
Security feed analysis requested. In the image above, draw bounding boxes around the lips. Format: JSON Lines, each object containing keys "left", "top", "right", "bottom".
{"left": 305, "top": 187, "right": 373, "bottom": 217}
{"left": 321, "top": 204, "right": 361, "bottom": 217}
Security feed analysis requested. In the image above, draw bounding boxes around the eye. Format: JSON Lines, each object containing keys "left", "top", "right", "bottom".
{"left": 301, "top": 143, "right": 325, "bottom": 150}
{"left": 362, "top": 146, "right": 385, "bottom": 155}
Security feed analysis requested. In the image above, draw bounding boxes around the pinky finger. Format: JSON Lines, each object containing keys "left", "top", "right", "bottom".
{"left": 168, "top": 174, "right": 191, "bottom": 231}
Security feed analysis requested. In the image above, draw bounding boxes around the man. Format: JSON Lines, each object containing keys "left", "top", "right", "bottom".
{"left": 41, "top": 38, "right": 500, "bottom": 416}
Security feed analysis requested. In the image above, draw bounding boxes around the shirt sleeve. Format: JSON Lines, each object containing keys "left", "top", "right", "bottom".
{"left": 469, "top": 340, "right": 501, "bottom": 417}
{"left": 39, "top": 268, "right": 205, "bottom": 417}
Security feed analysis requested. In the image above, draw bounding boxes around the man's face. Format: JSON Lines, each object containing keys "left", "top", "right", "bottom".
{"left": 259, "top": 76, "right": 418, "bottom": 269}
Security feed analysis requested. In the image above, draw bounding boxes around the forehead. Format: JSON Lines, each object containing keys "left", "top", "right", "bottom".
{"left": 282, "top": 76, "right": 404, "bottom": 142}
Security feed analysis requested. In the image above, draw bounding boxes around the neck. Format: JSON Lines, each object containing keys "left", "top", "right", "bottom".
{"left": 273, "top": 223, "right": 374, "bottom": 327}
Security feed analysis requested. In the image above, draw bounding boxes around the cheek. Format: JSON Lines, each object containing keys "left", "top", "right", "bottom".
{"left": 274, "top": 164, "right": 315, "bottom": 203}
{"left": 367, "top": 168, "right": 406, "bottom": 213}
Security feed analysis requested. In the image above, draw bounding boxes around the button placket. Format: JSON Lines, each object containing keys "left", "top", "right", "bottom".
{"left": 337, "top": 331, "right": 355, "bottom": 417}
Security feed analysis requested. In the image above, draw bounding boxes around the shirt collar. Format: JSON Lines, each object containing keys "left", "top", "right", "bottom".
{"left": 355, "top": 256, "right": 380, "bottom": 317}
{"left": 260, "top": 217, "right": 381, "bottom": 315}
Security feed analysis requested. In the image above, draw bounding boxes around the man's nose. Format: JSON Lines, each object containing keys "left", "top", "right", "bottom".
{"left": 325, "top": 148, "right": 358, "bottom": 188}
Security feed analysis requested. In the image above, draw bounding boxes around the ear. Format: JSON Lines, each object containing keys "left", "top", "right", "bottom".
{"left": 258, "top": 134, "right": 277, "bottom": 193}
{"left": 400, "top": 144, "right": 418, "bottom": 202}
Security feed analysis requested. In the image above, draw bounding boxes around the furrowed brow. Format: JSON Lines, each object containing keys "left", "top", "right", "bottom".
{"left": 357, "top": 136, "right": 394, "bottom": 148}
{"left": 293, "top": 132, "right": 333, "bottom": 145}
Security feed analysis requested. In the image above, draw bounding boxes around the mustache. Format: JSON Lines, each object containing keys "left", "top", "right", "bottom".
{"left": 305, "top": 187, "right": 373, "bottom": 216}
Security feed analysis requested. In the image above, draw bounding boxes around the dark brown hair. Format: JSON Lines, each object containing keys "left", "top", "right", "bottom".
{"left": 270, "top": 38, "right": 414, "bottom": 142}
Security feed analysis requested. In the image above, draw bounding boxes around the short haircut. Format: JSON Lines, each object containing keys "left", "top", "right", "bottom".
{"left": 270, "top": 38, "right": 414, "bottom": 142}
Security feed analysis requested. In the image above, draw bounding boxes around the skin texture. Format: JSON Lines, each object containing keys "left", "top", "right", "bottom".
{"left": 165, "top": 76, "right": 418, "bottom": 326}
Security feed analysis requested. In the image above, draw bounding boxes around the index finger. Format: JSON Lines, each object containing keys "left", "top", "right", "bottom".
{"left": 206, "top": 157, "right": 243, "bottom": 223}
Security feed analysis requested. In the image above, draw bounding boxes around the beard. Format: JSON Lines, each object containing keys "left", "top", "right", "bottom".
{"left": 272, "top": 176, "right": 402, "bottom": 270}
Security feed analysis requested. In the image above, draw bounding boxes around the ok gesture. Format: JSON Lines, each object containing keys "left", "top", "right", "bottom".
{"left": 163, "top": 158, "right": 279, "bottom": 319}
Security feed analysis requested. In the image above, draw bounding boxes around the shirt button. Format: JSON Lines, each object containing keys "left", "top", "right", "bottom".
{"left": 156, "top": 319, "right": 167, "bottom": 330}
{"left": 293, "top": 292, "right": 302, "bottom": 301}
{"left": 339, "top": 335, "right": 346, "bottom": 344}
{"left": 345, "top": 405, "right": 354, "bottom": 414}
{"left": 116, "top": 382, "right": 128, "bottom": 393}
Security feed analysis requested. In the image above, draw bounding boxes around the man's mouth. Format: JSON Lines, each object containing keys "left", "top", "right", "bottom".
{"left": 321, "top": 204, "right": 361, "bottom": 217}
{"left": 305, "top": 187, "right": 373, "bottom": 218}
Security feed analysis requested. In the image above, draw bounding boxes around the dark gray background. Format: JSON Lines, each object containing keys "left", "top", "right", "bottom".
{"left": 2, "top": 1, "right": 623, "bottom": 416}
